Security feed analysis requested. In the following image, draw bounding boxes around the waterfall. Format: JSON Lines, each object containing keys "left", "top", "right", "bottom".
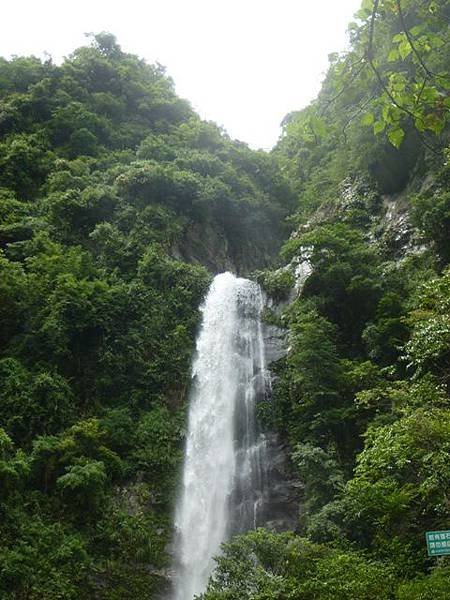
{"left": 172, "top": 272, "right": 268, "bottom": 600}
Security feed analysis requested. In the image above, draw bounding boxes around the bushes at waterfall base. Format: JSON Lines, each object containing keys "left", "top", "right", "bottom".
{"left": 201, "top": 530, "right": 450, "bottom": 600}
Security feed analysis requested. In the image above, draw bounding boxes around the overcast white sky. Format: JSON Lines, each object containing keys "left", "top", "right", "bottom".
{"left": 0, "top": 0, "right": 362, "bottom": 149}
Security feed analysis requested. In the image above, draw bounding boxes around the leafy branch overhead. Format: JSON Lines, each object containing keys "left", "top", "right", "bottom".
{"left": 284, "top": 0, "right": 450, "bottom": 149}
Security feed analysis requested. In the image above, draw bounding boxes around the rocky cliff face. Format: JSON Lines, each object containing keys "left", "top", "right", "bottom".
{"left": 171, "top": 222, "right": 236, "bottom": 274}
{"left": 259, "top": 432, "right": 303, "bottom": 532}
{"left": 258, "top": 311, "right": 302, "bottom": 532}
{"left": 171, "top": 208, "right": 289, "bottom": 276}
{"left": 256, "top": 171, "right": 432, "bottom": 536}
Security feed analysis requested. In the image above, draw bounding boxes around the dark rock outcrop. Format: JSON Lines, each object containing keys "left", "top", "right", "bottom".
{"left": 260, "top": 432, "right": 302, "bottom": 532}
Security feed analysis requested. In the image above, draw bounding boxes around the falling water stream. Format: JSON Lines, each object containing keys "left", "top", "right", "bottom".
{"left": 172, "top": 272, "right": 268, "bottom": 600}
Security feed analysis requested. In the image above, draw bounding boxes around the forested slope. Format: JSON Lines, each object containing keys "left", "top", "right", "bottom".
{"left": 0, "top": 33, "right": 293, "bottom": 598}
{"left": 202, "top": 1, "right": 450, "bottom": 599}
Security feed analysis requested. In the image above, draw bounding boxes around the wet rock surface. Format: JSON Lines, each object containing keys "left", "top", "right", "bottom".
{"left": 172, "top": 219, "right": 285, "bottom": 276}
{"left": 262, "top": 322, "right": 287, "bottom": 365}
{"left": 260, "top": 432, "right": 302, "bottom": 532}
{"left": 260, "top": 304, "right": 302, "bottom": 533}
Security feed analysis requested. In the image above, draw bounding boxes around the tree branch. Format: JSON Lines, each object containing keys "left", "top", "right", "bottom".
{"left": 319, "top": 58, "right": 367, "bottom": 117}
{"left": 395, "top": 0, "right": 435, "bottom": 77}
{"left": 367, "top": 0, "right": 441, "bottom": 155}
{"left": 342, "top": 93, "right": 377, "bottom": 139}
{"left": 367, "top": 0, "right": 423, "bottom": 123}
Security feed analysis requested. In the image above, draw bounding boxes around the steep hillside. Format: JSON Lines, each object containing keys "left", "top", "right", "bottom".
{"left": 0, "top": 33, "right": 294, "bottom": 599}
{"left": 202, "top": 0, "right": 450, "bottom": 598}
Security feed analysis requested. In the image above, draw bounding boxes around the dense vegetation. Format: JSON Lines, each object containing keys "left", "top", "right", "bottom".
{"left": 202, "top": 1, "right": 450, "bottom": 598}
{"left": 0, "top": 0, "right": 449, "bottom": 598}
{"left": 0, "top": 32, "right": 292, "bottom": 598}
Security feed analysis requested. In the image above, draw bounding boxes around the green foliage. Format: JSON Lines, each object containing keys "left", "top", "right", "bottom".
{"left": 280, "top": 0, "right": 449, "bottom": 155}
{"left": 255, "top": 268, "right": 295, "bottom": 301}
{"left": 0, "top": 514, "right": 91, "bottom": 600}
{"left": 201, "top": 529, "right": 397, "bottom": 600}
{"left": 133, "top": 404, "right": 184, "bottom": 502}
{"left": 292, "top": 443, "right": 344, "bottom": 527}
{"left": 0, "top": 428, "right": 28, "bottom": 498}
{"left": 0, "top": 133, "right": 54, "bottom": 199}
{"left": 282, "top": 223, "right": 382, "bottom": 349}
{"left": 0, "top": 32, "right": 297, "bottom": 599}
{"left": 276, "top": 0, "right": 449, "bottom": 226}
{"left": 412, "top": 149, "right": 450, "bottom": 264}
{"left": 340, "top": 407, "right": 450, "bottom": 572}
{"left": 0, "top": 358, "right": 75, "bottom": 444}
{"left": 92, "top": 492, "right": 171, "bottom": 598}
{"left": 362, "top": 292, "right": 409, "bottom": 366}
{"left": 271, "top": 303, "right": 341, "bottom": 443}
{"left": 405, "top": 268, "right": 450, "bottom": 380}
{"left": 413, "top": 189, "right": 450, "bottom": 263}
{"left": 264, "top": 3, "right": 450, "bottom": 587}
{"left": 397, "top": 567, "right": 450, "bottom": 600}
{"left": 57, "top": 460, "right": 108, "bottom": 511}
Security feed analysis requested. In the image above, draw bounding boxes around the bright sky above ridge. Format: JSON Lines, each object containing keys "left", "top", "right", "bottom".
{"left": 1, "top": 0, "right": 362, "bottom": 149}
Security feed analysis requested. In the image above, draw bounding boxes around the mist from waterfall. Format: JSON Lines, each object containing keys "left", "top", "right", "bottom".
{"left": 172, "top": 272, "right": 268, "bottom": 600}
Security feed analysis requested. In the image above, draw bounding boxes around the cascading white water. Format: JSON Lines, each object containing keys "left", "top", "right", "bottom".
{"left": 172, "top": 272, "right": 268, "bottom": 600}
